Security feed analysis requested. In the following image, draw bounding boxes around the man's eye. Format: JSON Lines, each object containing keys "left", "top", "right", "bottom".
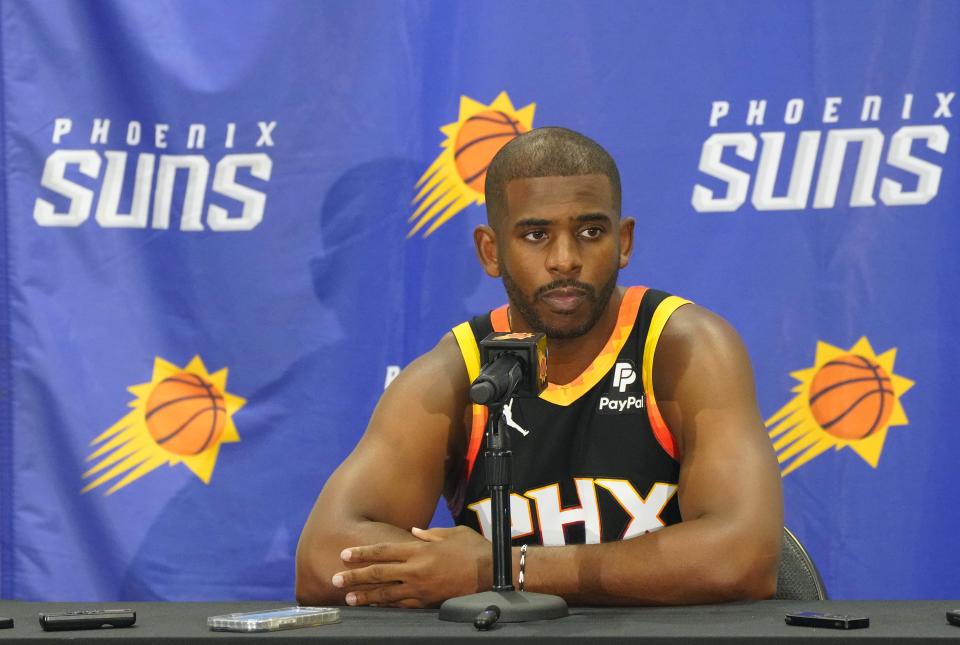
{"left": 523, "top": 231, "right": 547, "bottom": 242}
{"left": 580, "top": 227, "right": 603, "bottom": 239}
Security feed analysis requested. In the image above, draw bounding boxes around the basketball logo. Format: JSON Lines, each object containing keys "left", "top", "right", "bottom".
{"left": 454, "top": 111, "right": 525, "bottom": 193}
{"left": 409, "top": 91, "right": 535, "bottom": 238}
{"left": 766, "top": 337, "right": 913, "bottom": 476}
{"left": 808, "top": 355, "right": 894, "bottom": 440}
{"left": 145, "top": 372, "right": 227, "bottom": 455}
{"left": 83, "top": 356, "right": 246, "bottom": 495}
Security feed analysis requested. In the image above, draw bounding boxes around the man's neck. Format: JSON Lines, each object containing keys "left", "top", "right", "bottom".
{"left": 540, "top": 286, "right": 625, "bottom": 386}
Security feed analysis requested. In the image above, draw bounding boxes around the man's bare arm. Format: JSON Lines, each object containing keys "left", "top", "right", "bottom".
{"left": 294, "top": 333, "right": 470, "bottom": 605}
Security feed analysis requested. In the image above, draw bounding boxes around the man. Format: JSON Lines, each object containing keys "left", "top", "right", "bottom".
{"left": 296, "top": 127, "right": 783, "bottom": 607}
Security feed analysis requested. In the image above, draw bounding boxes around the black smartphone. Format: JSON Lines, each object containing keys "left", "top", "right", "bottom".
{"left": 785, "top": 611, "right": 869, "bottom": 629}
{"left": 947, "top": 609, "right": 960, "bottom": 626}
{"left": 39, "top": 609, "right": 136, "bottom": 631}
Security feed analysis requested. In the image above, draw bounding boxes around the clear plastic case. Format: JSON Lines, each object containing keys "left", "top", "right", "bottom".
{"left": 207, "top": 606, "right": 340, "bottom": 632}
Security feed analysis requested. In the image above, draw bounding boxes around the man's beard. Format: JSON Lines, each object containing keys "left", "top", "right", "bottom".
{"left": 501, "top": 268, "right": 619, "bottom": 340}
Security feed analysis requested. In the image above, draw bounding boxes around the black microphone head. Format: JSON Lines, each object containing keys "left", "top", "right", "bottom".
{"left": 477, "top": 332, "right": 547, "bottom": 398}
{"left": 469, "top": 380, "right": 498, "bottom": 405}
{"left": 473, "top": 605, "right": 501, "bottom": 630}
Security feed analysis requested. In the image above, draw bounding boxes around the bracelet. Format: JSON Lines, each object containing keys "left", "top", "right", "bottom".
{"left": 518, "top": 544, "right": 527, "bottom": 591}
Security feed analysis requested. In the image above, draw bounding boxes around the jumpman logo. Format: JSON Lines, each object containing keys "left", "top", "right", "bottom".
{"left": 502, "top": 399, "right": 530, "bottom": 436}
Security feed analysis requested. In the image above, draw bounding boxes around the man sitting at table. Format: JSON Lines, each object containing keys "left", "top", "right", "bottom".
{"left": 295, "top": 127, "right": 783, "bottom": 607}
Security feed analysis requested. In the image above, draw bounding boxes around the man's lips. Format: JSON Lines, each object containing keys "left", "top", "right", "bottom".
{"left": 538, "top": 287, "right": 588, "bottom": 313}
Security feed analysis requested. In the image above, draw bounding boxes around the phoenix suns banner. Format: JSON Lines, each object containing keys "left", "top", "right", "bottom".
{"left": 0, "top": 0, "right": 958, "bottom": 601}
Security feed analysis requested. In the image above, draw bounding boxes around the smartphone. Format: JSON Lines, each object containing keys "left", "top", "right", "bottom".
{"left": 39, "top": 609, "right": 136, "bottom": 631}
{"left": 947, "top": 609, "right": 960, "bottom": 626}
{"left": 207, "top": 607, "right": 340, "bottom": 632}
{"left": 785, "top": 611, "right": 869, "bottom": 629}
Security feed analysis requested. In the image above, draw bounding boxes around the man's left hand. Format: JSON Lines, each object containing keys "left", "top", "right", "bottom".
{"left": 331, "top": 525, "right": 492, "bottom": 608}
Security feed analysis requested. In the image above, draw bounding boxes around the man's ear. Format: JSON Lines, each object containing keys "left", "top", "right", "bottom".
{"left": 474, "top": 225, "right": 501, "bottom": 278}
{"left": 618, "top": 216, "right": 635, "bottom": 269}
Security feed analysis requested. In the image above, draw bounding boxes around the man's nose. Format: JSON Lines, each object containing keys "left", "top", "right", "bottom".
{"left": 546, "top": 234, "right": 582, "bottom": 276}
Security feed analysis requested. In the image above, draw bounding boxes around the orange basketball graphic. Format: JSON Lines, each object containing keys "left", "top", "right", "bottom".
{"left": 808, "top": 354, "right": 894, "bottom": 440}
{"left": 454, "top": 110, "right": 527, "bottom": 193}
{"left": 766, "top": 338, "right": 914, "bottom": 476}
{"left": 408, "top": 92, "right": 535, "bottom": 237}
{"left": 145, "top": 372, "right": 227, "bottom": 455}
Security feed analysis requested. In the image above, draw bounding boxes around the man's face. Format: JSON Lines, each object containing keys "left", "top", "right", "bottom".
{"left": 490, "top": 174, "right": 630, "bottom": 339}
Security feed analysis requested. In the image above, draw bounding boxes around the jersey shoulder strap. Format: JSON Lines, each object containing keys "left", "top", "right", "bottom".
{"left": 450, "top": 305, "right": 509, "bottom": 482}
{"left": 638, "top": 290, "right": 692, "bottom": 460}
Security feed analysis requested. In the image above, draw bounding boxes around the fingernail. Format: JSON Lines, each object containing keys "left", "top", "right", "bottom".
{"left": 345, "top": 593, "right": 357, "bottom": 606}
{"left": 331, "top": 574, "right": 343, "bottom": 588}
{"left": 340, "top": 549, "right": 352, "bottom": 561}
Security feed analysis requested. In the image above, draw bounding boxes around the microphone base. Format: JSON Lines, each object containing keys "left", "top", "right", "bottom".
{"left": 438, "top": 589, "right": 569, "bottom": 623}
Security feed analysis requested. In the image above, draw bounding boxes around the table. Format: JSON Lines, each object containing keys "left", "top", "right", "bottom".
{"left": 0, "top": 600, "right": 958, "bottom": 643}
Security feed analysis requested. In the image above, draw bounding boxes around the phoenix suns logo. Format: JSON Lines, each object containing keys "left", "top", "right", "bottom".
{"left": 492, "top": 332, "right": 537, "bottom": 340}
{"left": 766, "top": 337, "right": 914, "bottom": 475}
{"left": 82, "top": 356, "right": 246, "bottom": 495}
{"left": 408, "top": 92, "right": 535, "bottom": 237}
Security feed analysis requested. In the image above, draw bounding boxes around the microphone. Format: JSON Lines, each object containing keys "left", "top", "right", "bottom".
{"left": 470, "top": 332, "right": 548, "bottom": 405}
{"left": 438, "top": 329, "right": 569, "bottom": 625}
{"left": 473, "top": 605, "right": 500, "bottom": 630}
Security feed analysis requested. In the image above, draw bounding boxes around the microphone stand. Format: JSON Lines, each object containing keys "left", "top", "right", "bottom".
{"left": 439, "top": 399, "right": 568, "bottom": 623}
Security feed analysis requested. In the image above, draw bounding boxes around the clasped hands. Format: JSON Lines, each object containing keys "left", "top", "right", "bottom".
{"left": 331, "top": 525, "right": 492, "bottom": 608}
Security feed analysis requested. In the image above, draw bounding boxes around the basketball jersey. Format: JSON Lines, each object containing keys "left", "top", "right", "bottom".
{"left": 449, "top": 286, "right": 691, "bottom": 546}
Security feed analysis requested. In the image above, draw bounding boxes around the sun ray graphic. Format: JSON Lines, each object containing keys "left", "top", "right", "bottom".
{"left": 766, "top": 337, "right": 914, "bottom": 476}
{"left": 82, "top": 356, "right": 246, "bottom": 495}
{"left": 408, "top": 91, "right": 535, "bottom": 238}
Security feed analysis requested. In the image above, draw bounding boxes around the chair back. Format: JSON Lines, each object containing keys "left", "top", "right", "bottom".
{"left": 774, "top": 527, "right": 827, "bottom": 600}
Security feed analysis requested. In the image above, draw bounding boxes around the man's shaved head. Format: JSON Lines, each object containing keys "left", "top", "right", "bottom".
{"left": 484, "top": 127, "right": 622, "bottom": 228}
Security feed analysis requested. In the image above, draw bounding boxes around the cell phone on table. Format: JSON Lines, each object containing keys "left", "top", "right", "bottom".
{"left": 207, "top": 607, "right": 340, "bottom": 632}
{"left": 947, "top": 609, "right": 960, "bottom": 626}
{"left": 39, "top": 609, "right": 136, "bottom": 631}
{"left": 785, "top": 611, "right": 869, "bottom": 629}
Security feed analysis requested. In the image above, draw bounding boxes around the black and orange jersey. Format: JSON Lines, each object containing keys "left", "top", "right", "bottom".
{"left": 448, "top": 286, "right": 691, "bottom": 546}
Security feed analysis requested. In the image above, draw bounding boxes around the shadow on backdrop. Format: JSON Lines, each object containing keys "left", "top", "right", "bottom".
{"left": 119, "top": 158, "right": 483, "bottom": 599}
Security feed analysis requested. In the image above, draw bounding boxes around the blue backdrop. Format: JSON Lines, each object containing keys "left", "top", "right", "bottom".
{"left": 1, "top": 0, "right": 958, "bottom": 600}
